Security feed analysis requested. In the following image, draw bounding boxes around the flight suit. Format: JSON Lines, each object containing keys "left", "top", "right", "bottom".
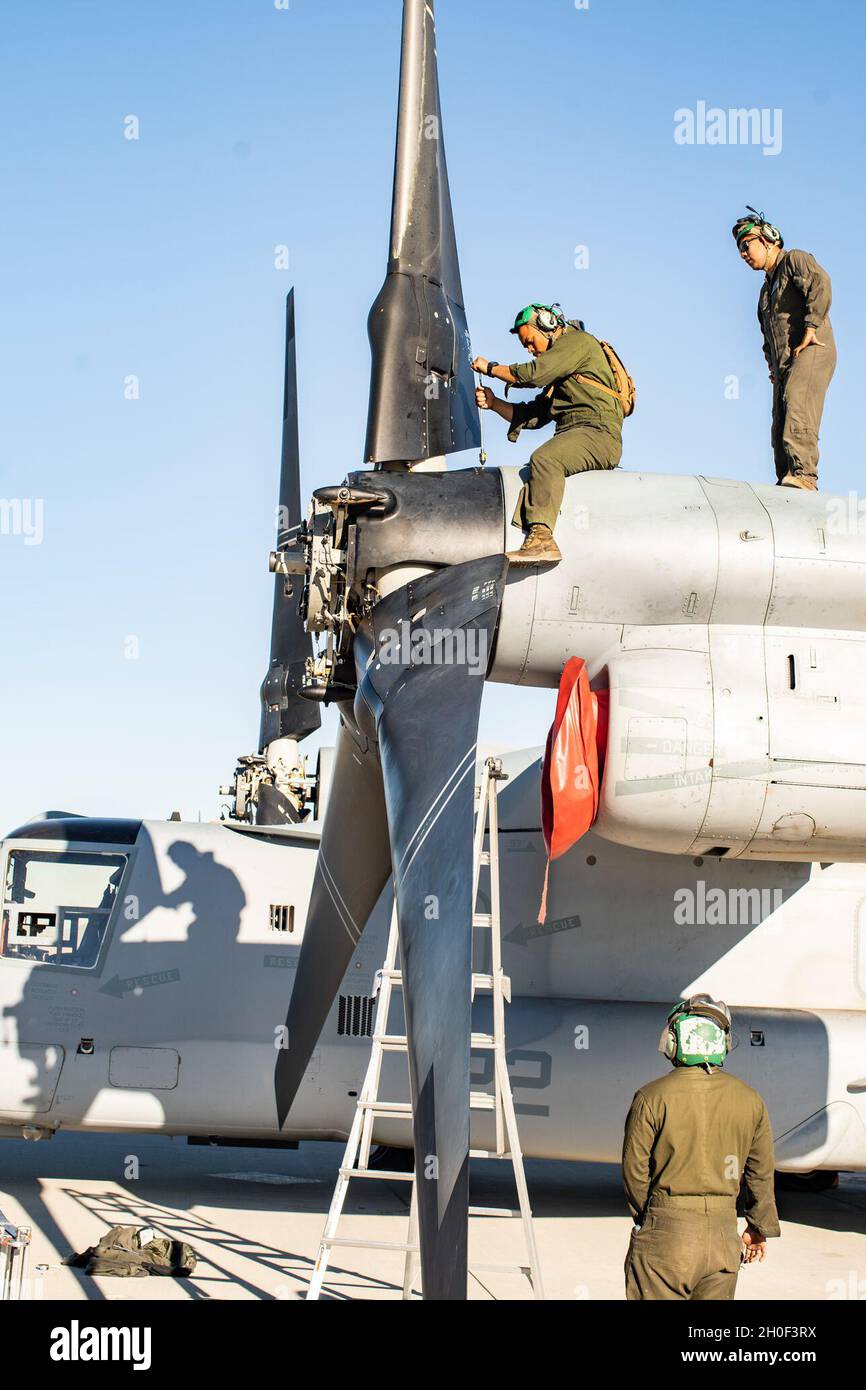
{"left": 758, "top": 249, "right": 836, "bottom": 488}
{"left": 507, "top": 326, "right": 623, "bottom": 530}
{"left": 622, "top": 1066, "right": 780, "bottom": 1301}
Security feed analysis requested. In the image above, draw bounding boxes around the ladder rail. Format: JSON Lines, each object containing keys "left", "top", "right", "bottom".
{"left": 358, "top": 913, "right": 400, "bottom": 1169}
{"left": 487, "top": 774, "right": 507, "bottom": 1159}
{"left": 495, "top": 1047, "right": 545, "bottom": 1300}
{"left": 471, "top": 758, "right": 492, "bottom": 908}
{"left": 305, "top": 910, "right": 401, "bottom": 1301}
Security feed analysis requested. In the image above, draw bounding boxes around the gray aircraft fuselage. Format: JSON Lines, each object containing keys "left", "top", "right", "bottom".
{"left": 1, "top": 743, "right": 864, "bottom": 1174}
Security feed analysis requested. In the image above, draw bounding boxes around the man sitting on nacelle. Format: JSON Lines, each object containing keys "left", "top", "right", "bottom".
{"left": 472, "top": 303, "right": 629, "bottom": 566}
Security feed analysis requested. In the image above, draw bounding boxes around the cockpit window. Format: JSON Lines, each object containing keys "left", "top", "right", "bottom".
{"left": 1, "top": 849, "right": 127, "bottom": 967}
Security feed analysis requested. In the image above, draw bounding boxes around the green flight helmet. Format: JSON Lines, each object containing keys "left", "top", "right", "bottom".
{"left": 510, "top": 303, "right": 566, "bottom": 336}
{"left": 658, "top": 994, "right": 732, "bottom": 1067}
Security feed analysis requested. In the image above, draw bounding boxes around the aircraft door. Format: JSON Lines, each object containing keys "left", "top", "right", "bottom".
{"left": 0, "top": 844, "right": 128, "bottom": 1118}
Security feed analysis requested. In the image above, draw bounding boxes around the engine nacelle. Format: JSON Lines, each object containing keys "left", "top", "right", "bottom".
{"left": 492, "top": 468, "right": 866, "bottom": 862}
{"left": 593, "top": 645, "right": 866, "bottom": 861}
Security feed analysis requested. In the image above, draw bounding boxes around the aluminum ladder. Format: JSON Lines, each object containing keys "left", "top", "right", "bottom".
{"left": 305, "top": 756, "right": 544, "bottom": 1300}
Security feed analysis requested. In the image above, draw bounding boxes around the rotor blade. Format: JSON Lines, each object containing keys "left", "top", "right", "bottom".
{"left": 364, "top": 0, "right": 480, "bottom": 466}
{"left": 356, "top": 554, "right": 508, "bottom": 1299}
{"left": 274, "top": 716, "right": 391, "bottom": 1128}
{"left": 259, "top": 289, "right": 321, "bottom": 748}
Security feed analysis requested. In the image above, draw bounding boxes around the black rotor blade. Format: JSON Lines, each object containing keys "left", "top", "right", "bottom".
{"left": 259, "top": 289, "right": 320, "bottom": 748}
{"left": 364, "top": 0, "right": 480, "bottom": 466}
{"left": 356, "top": 554, "right": 508, "bottom": 1299}
{"left": 274, "top": 716, "right": 391, "bottom": 1128}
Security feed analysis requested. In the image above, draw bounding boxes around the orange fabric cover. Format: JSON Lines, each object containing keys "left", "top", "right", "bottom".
{"left": 541, "top": 657, "right": 606, "bottom": 861}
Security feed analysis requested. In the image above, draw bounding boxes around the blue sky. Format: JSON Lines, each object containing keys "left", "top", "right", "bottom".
{"left": 1, "top": 0, "right": 864, "bottom": 828}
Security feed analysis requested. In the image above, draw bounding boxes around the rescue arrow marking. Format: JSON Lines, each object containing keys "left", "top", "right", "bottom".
{"left": 506, "top": 914, "right": 580, "bottom": 946}
{"left": 98, "top": 968, "right": 181, "bottom": 998}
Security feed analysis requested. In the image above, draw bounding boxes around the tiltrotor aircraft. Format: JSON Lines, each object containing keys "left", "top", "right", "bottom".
{"left": 2, "top": 0, "right": 866, "bottom": 1303}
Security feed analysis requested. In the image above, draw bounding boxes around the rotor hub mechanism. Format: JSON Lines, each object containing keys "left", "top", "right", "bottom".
{"left": 292, "top": 469, "right": 506, "bottom": 701}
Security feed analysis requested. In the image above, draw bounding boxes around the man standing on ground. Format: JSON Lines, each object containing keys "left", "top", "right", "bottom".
{"left": 622, "top": 994, "right": 780, "bottom": 1300}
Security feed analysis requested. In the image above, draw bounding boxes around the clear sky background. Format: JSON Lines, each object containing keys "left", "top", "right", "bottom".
{"left": 1, "top": 0, "right": 864, "bottom": 829}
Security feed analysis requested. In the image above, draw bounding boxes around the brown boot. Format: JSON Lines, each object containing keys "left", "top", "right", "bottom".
{"left": 779, "top": 473, "right": 818, "bottom": 491}
{"left": 506, "top": 523, "right": 562, "bottom": 566}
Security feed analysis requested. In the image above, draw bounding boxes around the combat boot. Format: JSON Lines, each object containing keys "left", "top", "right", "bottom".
{"left": 507, "top": 523, "right": 562, "bottom": 566}
{"left": 779, "top": 473, "right": 818, "bottom": 491}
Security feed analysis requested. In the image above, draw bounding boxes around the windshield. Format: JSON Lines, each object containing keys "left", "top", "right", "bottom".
{"left": 1, "top": 849, "right": 127, "bottom": 967}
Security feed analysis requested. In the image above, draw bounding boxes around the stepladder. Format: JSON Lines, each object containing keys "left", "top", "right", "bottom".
{"left": 305, "top": 756, "right": 544, "bottom": 1301}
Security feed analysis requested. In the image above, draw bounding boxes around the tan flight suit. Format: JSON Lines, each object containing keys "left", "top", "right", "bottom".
{"left": 622, "top": 1065, "right": 780, "bottom": 1301}
{"left": 758, "top": 248, "right": 836, "bottom": 487}
{"left": 507, "top": 325, "right": 623, "bottom": 530}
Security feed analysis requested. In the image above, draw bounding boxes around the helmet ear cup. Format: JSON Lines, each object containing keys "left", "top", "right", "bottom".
{"left": 533, "top": 303, "right": 566, "bottom": 336}
{"left": 739, "top": 207, "right": 784, "bottom": 248}
{"left": 658, "top": 1021, "right": 679, "bottom": 1059}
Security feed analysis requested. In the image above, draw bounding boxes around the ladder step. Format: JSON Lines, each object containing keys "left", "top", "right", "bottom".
{"left": 470, "top": 1091, "right": 497, "bottom": 1111}
{"left": 470, "top": 1148, "right": 513, "bottom": 1160}
{"left": 323, "top": 1237, "right": 419, "bottom": 1253}
{"left": 469, "top": 1206, "right": 520, "bottom": 1218}
{"left": 472, "top": 972, "right": 511, "bottom": 1001}
{"left": 340, "top": 1167, "right": 415, "bottom": 1182}
{"left": 478, "top": 850, "right": 491, "bottom": 866}
{"left": 373, "top": 1030, "right": 495, "bottom": 1050}
{"left": 358, "top": 1100, "right": 413, "bottom": 1117}
{"left": 472, "top": 913, "right": 493, "bottom": 929}
{"left": 379, "top": 970, "right": 403, "bottom": 986}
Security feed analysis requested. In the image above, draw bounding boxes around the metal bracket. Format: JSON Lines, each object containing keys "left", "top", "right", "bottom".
{"left": 0, "top": 1212, "right": 31, "bottom": 1301}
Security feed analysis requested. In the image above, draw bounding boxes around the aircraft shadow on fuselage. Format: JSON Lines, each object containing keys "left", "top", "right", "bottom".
{"left": 2, "top": 788, "right": 840, "bottom": 1184}
{"left": 476, "top": 759, "right": 835, "bottom": 1165}
{"left": 3, "top": 829, "right": 259, "bottom": 1118}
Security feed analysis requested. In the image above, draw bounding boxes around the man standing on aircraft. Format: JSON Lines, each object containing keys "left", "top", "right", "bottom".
{"left": 622, "top": 994, "right": 780, "bottom": 1300}
{"left": 733, "top": 208, "right": 836, "bottom": 491}
{"left": 471, "top": 305, "right": 627, "bottom": 566}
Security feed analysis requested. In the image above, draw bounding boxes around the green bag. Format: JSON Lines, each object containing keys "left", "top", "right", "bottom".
{"left": 65, "top": 1224, "right": 198, "bottom": 1278}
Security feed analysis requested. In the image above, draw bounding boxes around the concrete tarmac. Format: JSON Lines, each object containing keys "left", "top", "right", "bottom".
{"left": 1, "top": 1132, "right": 864, "bottom": 1301}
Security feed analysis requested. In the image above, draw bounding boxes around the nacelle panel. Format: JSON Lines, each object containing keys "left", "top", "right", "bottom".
{"left": 593, "top": 648, "right": 714, "bottom": 855}
{"left": 594, "top": 642, "right": 866, "bottom": 862}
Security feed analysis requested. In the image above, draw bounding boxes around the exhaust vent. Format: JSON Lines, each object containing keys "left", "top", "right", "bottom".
{"left": 337, "top": 995, "right": 375, "bottom": 1037}
{"left": 269, "top": 904, "right": 295, "bottom": 934}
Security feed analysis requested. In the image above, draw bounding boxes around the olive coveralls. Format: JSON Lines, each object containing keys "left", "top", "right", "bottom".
{"left": 507, "top": 326, "right": 623, "bottom": 530}
{"left": 622, "top": 1066, "right": 780, "bottom": 1301}
{"left": 758, "top": 249, "right": 836, "bottom": 487}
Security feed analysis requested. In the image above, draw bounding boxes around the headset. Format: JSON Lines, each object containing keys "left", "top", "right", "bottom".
{"left": 732, "top": 206, "right": 784, "bottom": 249}
{"left": 510, "top": 302, "right": 568, "bottom": 337}
{"left": 658, "top": 994, "right": 733, "bottom": 1067}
